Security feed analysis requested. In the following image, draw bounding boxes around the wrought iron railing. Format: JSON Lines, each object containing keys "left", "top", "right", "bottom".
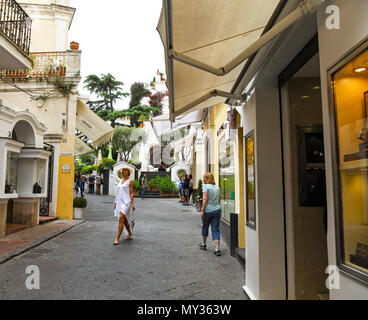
{"left": 0, "top": 0, "right": 32, "bottom": 55}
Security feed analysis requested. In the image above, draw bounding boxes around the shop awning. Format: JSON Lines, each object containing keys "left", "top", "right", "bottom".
{"left": 151, "top": 110, "right": 204, "bottom": 137}
{"left": 75, "top": 136, "right": 93, "bottom": 156}
{"left": 174, "top": 130, "right": 197, "bottom": 153}
{"left": 157, "top": 0, "right": 323, "bottom": 121}
{"left": 76, "top": 100, "right": 114, "bottom": 148}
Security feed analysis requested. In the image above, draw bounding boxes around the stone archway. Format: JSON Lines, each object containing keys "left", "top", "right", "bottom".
{"left": 12, "top": 120, "right": 36, "bottom": 147}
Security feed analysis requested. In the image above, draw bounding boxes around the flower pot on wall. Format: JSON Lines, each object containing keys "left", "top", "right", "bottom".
{"left": 70, "top": 41, "right": 79, "bottom": 50}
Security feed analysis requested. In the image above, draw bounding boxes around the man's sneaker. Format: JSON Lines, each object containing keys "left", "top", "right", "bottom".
{"left": 214, "top": 250, "right": 221, "bottom": 256}
{"left": 199, "top": 243, "right": 207, "bottom": 250}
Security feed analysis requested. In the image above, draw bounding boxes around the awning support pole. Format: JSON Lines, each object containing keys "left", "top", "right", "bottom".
{"left": 174, "top": 90, "right": 243, "bottom": 117}
{"left": 169, "top": 0, "right": 323, "bottom": 76}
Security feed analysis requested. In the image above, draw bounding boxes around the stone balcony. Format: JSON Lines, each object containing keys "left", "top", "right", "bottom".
{"left": 0, "top": 50, "right": 81, "bottom": 79}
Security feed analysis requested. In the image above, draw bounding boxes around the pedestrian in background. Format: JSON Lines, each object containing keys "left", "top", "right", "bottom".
{"left": 182, "top": 174, "right": 190, "bottom": 206}
{"left": 141, "top": 174, "right": 147, "bottom": 200}
{"left": 199, "top": 173, "right": 222, "bottom": 256}
{"left": 96, "top": 175, "right": 102, "bottom": 195}
{"left": 75, "top": 172, "right": 84, "bottom": 197}
{"left": 178, "top": 175, "right": 184, "bottom": 203}
{"left": 189, "top": 174, "right": 194, "bottom": 204}
{"left": 89, "top": 174, "right": 95, "bottom": 194}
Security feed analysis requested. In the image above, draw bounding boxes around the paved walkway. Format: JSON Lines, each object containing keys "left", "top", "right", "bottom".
{"left": 0, "top": 195, "right": 246, "bottom": 300}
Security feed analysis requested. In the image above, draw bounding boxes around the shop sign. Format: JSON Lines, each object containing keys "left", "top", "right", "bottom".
{"left": 62, "top": 164, "right": 71, "bottom": 174}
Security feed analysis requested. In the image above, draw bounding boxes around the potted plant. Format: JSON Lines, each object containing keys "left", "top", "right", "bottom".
{"left": 133, "top": 180, "right": 142, "bottom": 197}
{"left": 149, "top": 177, "right": 159, "bottom": 192}
{"left": 73, "top": 197, "right": 87, "bottom": 220}
{"left": 138, "top": 115, "right": 147, "bottom": 128}
{"left": 70, "top": 41, "right": 79, "bottom": 50}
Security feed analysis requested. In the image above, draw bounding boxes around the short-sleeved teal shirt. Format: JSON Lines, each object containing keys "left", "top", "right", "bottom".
{"left": 202, "top": 184, "right": 221, "bottom": 213}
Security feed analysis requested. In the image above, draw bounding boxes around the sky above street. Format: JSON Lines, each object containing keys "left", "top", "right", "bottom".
{"left": 69, "top": 0, "right": 166, "bottom": 109}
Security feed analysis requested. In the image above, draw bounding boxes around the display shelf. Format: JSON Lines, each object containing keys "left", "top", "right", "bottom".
{"left": 0, "top": 138, "right": 24, "bottom": 199}
{"left": 340, "top": 158, "right": 368, "bottom": 171}
{"left": 17, "top": 148, "right": 51, "bottom": 198}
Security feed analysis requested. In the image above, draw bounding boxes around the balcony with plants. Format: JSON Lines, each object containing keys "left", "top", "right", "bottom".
{"left": 0, "top": 49, "right": 81, "bottom": 79}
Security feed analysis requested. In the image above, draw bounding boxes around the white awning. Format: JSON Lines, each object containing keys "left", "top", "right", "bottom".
{"left": 173, "top": 131, "right": 197, "bottom": 153}
{"left": 76, "top": 100, "right": 114, "bottom": 148}
{"left": 158, "top": 0, "right": 280, "bottom": 119}
{"left": 157, "top": 0, "right": 323, "bottom": 121}
{"left": 151, "top": 110, "right": 203, "bottom": 137}
{"left": 75, "top": 136, "right": 93, "bottom": 156}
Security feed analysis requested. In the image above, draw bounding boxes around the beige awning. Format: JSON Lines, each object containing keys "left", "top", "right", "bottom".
{"left": 157, "top": 0, "right": 286, "bottom": 120}
{"left": 152, "top": 110, "right": 204, "bottom": 136}
{"left": 75, "top": 136, "right": 93, "bottom": 156}
{"left": 76, "top": 100, "right": 114, "bottom": 148}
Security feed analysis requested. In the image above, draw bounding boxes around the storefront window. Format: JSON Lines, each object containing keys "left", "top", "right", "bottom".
{"left": 246, "top": 133, "right": 256, "bottom": 229}
{"left": 219, "top": 135, "right": 235, "bottom": 222}
{"left": 35, "top": 159, "right": 47, "bottom": 194}
{"left": 332, "top": 46, "right": 368, "bottom": 279}
{"left": 5, "top": 151, "right": 19, "bottom": 194}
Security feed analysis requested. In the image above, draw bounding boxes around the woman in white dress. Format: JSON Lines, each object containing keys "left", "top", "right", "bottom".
{"left": 113, "top": 168, "right": 136, "bottom": 245}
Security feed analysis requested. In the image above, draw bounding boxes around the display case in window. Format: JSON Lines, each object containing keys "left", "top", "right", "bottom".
{"left": 218, "top": 135, "right": 236, "bottom": 222}
{"left": 5, "top": 152, "right": 19, "bottom": 194}
{"left": 17, "top": 149, "right": 51, "bottom": 198}
{"left": 245, "top": 132, "right": 256, "bottom": 230}
{"left": 330, "top": 43, "right": 368, "bottom": 282}
{"left": 0, "top": 139, "right": 24, "bottom": 199}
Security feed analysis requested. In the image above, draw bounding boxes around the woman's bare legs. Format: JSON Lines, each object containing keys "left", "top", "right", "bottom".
{"left": 114, "top": 212, "right": 132, "bottom": 244}
{"left": 123, "top": 214, "right": 133, "bottom": 240}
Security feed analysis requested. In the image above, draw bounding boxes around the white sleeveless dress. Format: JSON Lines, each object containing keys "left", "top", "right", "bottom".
{"left": 114, "top": 179, "right": 134, "bottom": 236}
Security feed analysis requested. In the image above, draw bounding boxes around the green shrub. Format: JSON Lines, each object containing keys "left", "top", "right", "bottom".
{"left": 97, "top": 158, "right": 116, "bottom": 173}
{"left": 73, "top": 197, "right": 87, "bottom": 208}
{"left": 158, "top": 176, "right": 178, "bottom": 194}
{"left": 194, "top": 179, "right": 203, "bottom": 202}
{"left": 81, "top": 165, "right": 98, "bottom": 175}
{"left": 133, "top": 180, "right": 142, "bottom": 193}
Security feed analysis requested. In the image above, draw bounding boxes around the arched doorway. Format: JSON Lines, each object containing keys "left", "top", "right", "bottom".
{"left": 12, "top": 120, "right": 36, "bottom": 147}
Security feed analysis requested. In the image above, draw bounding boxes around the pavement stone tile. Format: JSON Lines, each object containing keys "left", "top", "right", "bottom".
{"left": 0, "top": 195, "right": 247, "bottom": 300}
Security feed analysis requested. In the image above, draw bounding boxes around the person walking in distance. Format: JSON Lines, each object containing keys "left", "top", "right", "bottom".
{"left": 178, "top": 175, "right": 184, "bottom": 203}
{"left": 182, "top": 174, "right": 190, "bottom": 206}
{"left": 189, "top": 175, "right": 194, "bottom": 204}
{"left": 114, "top": 168, "right": 135, "bottom": 245}
{"left": 199, "top": 173, "right": 222, "bottom": 256}
{"left": 141, "top": 174, "right": 147, "bottom": 200}
{"left": 89, "top": 174, "right": 95, "bottom": 194}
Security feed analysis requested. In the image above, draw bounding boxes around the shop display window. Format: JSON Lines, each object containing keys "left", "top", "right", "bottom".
{"left": 35, "top": 158, "right": 47, "bottom": 194}
{"left": 5, "top": 151, "right": 19, "bottom": 194}
{"left": 331, "top": 44, "right": 368, "bottom": 280}
{"left": 245, "top": 132, "right": 256, "bottom": 230}
{"left": 218, "top": 135, "right": 236, "bottom": 222}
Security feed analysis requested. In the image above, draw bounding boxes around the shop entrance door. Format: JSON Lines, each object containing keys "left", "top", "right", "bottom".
{"left": 280, "top": 53, "right": 329, "bottom": 300}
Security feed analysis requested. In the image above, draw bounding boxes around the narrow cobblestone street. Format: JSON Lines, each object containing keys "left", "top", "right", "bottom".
{"left": 0, "top": 195, "right": 246, "bottom": 300}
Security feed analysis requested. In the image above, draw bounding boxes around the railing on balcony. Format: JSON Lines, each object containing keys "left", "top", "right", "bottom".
{"left": 0, "top": 51, "right": 81, "bottom": 79}
{"left": 0, "top": 0, "right": 32, "bottom": 54}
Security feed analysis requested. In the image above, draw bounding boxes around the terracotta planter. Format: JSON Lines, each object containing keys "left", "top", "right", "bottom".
{"left": 70, "top": 41, "right": 79, "bottom": 50}
{"left": 170, "top": 192, "right": 178, "bottom": 197}
{"left": 151, "top": 187, "right": 158, "bottom": 192}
